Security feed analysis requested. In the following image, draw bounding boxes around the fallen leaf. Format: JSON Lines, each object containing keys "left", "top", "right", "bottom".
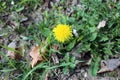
{"left": 29, "top": 46, "right": 43, "bottom": 68}
{"left": 97, "top": 20, "right": 106, "bottom": 29}
{"left": 7, "top": 41, "right": 22, "bottom": 59}
{"left": 98, "top": 59, "right": 120, "bottom": 73}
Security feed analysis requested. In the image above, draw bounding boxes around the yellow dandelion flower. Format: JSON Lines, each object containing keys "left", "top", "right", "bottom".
{"left": 53, "top": 24, "right": 73, "bottom": 43}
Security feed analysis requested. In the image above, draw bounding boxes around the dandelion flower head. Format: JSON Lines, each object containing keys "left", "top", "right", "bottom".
{"left": 53, "top": 24, "right": 73, "bottom": 43}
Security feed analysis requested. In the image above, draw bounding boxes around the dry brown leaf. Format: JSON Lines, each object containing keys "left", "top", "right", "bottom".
{"left": 98, "top": 59, "right": 120, "bottom": 73}
{"left": 29, "top": 46, "right": 43, "bottom": 68}
{"left": 7, "top": 41, "right": 22, "bottom": 59}
{"left": 97, "top": 20, "right": 106, "bottom": 29}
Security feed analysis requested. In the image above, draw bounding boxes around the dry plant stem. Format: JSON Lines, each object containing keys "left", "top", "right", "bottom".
{"left": 51, "top": 53, "right": 59, "bottom": 64}
{"left": 51, "top": 44, "right": 59, "bottom": 64}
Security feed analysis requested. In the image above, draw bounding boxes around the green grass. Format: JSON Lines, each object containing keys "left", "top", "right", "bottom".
{"left": 0, "top": 0, "right": 120, "bottom": 79}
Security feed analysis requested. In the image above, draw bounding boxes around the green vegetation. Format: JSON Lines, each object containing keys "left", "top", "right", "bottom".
{"left": 0, "top": 0, "right": 120, "bottom": 80}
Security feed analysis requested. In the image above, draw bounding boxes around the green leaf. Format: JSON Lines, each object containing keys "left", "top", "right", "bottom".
{"left": 16, "top": 6, "right": 24, "bottom": 12}
{"left": 70, "top": 56, "right": 75, "bottom": 63}
{"left": 68, "top": 17, "right": 75, "bottom": 23}
{"left": 64, "top": 53, "right": 70, "bottom": 62}
{"left": 70, "top": 57, "right": 76, "bottom": 68}
{"left": 89, "top": 27, "right": 96, "bottom": 33}
{"left": 41, "top": 28, "right": 51, "bottom": 37}
{"left": 63, "top": 67, "right": 69, "bottom": 74}
{"left": 104, "top": 48, "right": 113, "bottom": 55}
{"left": 66, "top": 39, "right": 76, "bottom": 51}
{"left": 100, "top": 36, "right": 108, "bottom": 42}
{"left": 77, "top": 35, "right": 83, "bottom": 42}
{"left": 0, "top": 44, "right": 20, "bottom": 54}
{"left": 77, "top": 42, "right": 91, "bottom": 52}
{"left": 90, "top": 57, "right": 101, "bottom": 76}
{"left": 90, "top": 32, "right": 97, "bottom": 41}
{"left": 0, "top": 68, "right": 16, "bottom": 73}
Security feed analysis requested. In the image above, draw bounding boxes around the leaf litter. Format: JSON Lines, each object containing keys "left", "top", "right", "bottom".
{"left": 0, "top": 0, "right": 120, "bottom": 80}
{"left": 98, "top": 59, "right": 120, "bottom": 73}
{"left": 29, "top": 46, "right": 43, "bottom": 68}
